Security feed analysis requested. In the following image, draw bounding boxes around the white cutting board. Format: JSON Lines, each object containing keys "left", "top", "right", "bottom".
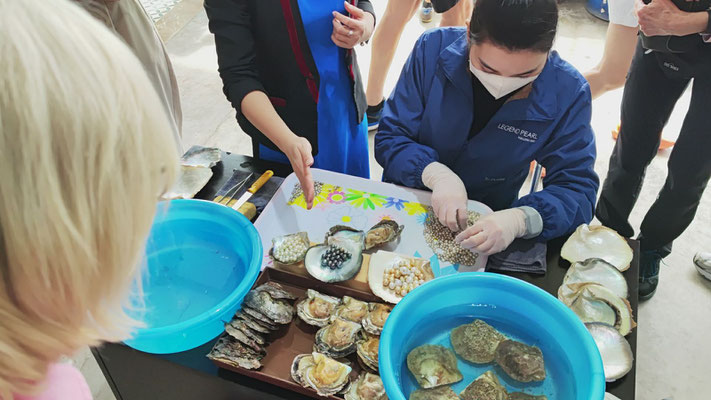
{"left": 254, "top": 169, "right": 493, "bottom": 278}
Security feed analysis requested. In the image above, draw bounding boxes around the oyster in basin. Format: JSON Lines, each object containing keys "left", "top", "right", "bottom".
{"left": 451, "top": 319, "right": 506, "bottom": 364}
{"left": 459, "top": 371, "right": 507, "bottom": 400}
{"left": 494, "top": 340, "right": 546, "bottom": 383}
{"left": 409, "top": 386, "right": 460, "bottom": 400}
{"left": 508, "top": 393, "right": 548, "bottom": 400}
{"left": 406, "top": 344, "right": 463, "bottom": 389}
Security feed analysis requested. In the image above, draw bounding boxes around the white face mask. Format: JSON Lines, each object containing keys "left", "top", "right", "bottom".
{"left": 469, "top": 61, "right": 539, "bottom": 100}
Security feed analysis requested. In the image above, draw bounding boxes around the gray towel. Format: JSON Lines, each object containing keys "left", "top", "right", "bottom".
{"left": 486, "top": 239, "right": 547, "bottom": 275}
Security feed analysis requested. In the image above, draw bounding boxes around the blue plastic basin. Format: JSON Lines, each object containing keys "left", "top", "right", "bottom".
{"left": 124, "top": 199, "right": 262, "bottom": 354}
{"left": 379, "top": 272, "right": 605, "bottom": 400}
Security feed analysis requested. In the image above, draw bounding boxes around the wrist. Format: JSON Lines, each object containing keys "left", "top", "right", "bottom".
{"left": 273, "top": 130, "right": 299, "bottom": 153}
{"left": 516, "top": 206, "right": 543, "bottom": 239}
{"left": 674, "top": 11, "right": 709, "bottom": 35}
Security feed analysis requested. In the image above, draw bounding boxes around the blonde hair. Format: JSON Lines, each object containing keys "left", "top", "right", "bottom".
{"left": 0, "top": 0, "right": 178, "bottom": 397}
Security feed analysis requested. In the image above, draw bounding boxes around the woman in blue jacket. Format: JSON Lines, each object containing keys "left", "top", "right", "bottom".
{"left": 375, "top": 0, "right": 599, "bottom": 255}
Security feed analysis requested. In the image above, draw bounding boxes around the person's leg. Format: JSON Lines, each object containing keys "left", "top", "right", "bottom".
{"left": 596, "top": 40, "right": 690, "bottom": 238}
{"left": 584, "top": 23, "right": 639, "bottom": 99}
{"left": 439, "top": 0, "right": 472, "bottom": 27}
{"left": 365, "top": 0, "right": 420, "bottom": 107}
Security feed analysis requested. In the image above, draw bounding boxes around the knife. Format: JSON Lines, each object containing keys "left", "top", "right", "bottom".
{"left": 233, "top": 170, "right": 274, "bottom": 211}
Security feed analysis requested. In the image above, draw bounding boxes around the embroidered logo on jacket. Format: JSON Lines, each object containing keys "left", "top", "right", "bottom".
{"left": 497, "top": 123, "right": 538, "bottom": 143}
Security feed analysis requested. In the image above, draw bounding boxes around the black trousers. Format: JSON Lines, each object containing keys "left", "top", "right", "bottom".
{"left": 596, "top": 38, "right": 711, "bottom": 257}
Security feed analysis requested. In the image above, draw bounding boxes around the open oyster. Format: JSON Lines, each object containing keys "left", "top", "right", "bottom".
{"left": 305, "top": 228, "right": 365, "bottom": 283}
{"left": 365, "top": 219, "right": 404, "bottom": 250}
{"left": 586, "top": 323, "right": 634, "bottom": 382}
{"left": 561, "top": 225, "right": 633, "bottom": 272}
{"left": 207, "top": 336, "right": 264, "bottom": 370}
{"left": 508, "top": 393, "right": 548, "bottom": 400}
{"left": 362, "top": 303, "right": 392, "bottom": 336}
{"left": 407, "top": 344, "right": 463, "bottom": 389}
{"left": 494, "top": 340, "right": 546, "bottom": 383}
{"left": 356, "top": 332, "right": 379, "bottom": 372}
{"left": 368, "top": 251, "right": 434, "bottom": 304}
{"left": 271, "top": 232, "right": 310, "bottom": 265}
{"left": 296, "top": 289, "right": 341, "bottom": 327}
{"left": 331, "top": 296, "right": 369, "bottom": 324}
{"left": 451, "top": 319, "right": 506, "bottom": 364}
{"left": 559, "top": 258, "right": 629, "bottom": 302}
{"left": 565, "top": 283, "right": 636, "bottom": 336}
{"left": 459, "top": 371, "right": 507, "bottom": 400}
{"left": 314, "top": 317, "right": 362, "bottom": 358}
{"left": 243, "top": 290, "right": 294, "bottom": 325}
{"left": 409, "top": 386, "right": 460, "bottom": 400}
{"left": 344, "top": 372, "right": 387, "bottom": 400}
{"left": 291, "top": 352, "right": 352, "bottom": 397}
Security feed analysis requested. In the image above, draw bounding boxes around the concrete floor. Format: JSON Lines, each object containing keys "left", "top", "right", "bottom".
{"left": 78, "top": 1, "right": 711, "bottom": 399}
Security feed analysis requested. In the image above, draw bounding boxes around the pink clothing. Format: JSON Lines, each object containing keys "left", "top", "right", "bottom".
{"left": 15, "top": 363, "right": 92, "bottom": 400}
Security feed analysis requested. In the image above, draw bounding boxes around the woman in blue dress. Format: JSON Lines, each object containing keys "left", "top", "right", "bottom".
{"left": 206, "top": 0, "right": 375, "bottom": 208}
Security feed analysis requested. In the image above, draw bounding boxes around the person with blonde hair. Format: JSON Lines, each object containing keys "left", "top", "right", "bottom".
{"left": 0, "top": 0, "right": 178, "bottom": 398}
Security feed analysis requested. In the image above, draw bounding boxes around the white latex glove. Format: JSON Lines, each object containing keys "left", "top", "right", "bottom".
{"left": 455, "top": 208, "right": 527, "bottom": 256}
{"left": 422, "top": 162, "right": 468, "bottom": 231}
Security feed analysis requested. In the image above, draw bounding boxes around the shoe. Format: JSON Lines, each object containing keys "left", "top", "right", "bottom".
{"left": 639, "top": 249, "right": 664, "bottom": 301}
{"left": 420, "top": 1, "right": 433, "bottom": 23}
{"left": 694, "top": 252, "right": 711, "bottom": 281}
{"left": 367, "top": 100, "right": 384, "bottom": 132}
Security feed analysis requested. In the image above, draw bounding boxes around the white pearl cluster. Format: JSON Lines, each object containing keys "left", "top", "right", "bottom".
{"left": 273, "top": 237, "right": 308, "bottom": 264}
{"left": 382, "top": 259, "right": 426, "bottom": 297}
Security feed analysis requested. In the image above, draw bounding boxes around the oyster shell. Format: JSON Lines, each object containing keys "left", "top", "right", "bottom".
{"left": 565, "top": 283, "right": 636, "bottom": 336}
{"left": 344, "top": 372, "right": 387, "bottom": 400}
{"left": 291, "top": 352, "right": 352, "bottom": 397}
{"left": 356, "top": 332, "right": 379, "bottom": 372}
{"left": 494, "top": 340, "right": 546, "bottom": 383}
{"left": 207, "top": 336, "right": 263, "bottom": 370}
{"left": 451, "top": 319, "right": 506, "bottom": 364}
{"left": 296, "top": 289, "right": 341, "bottom": 327}
{"left": 409, "top": 386, "right": 460, "bottom": 400}
{"left": 459, "top": 371, "right": 507, "bottom": 400}
{"left": 314, "top": 317, "right": 362, "bottom": 358}
{"left": 362, "top": 303, "right": 392, "bottom": 336}
{"left": 225, "top": 319, "right": 267, "bottom": 346}
{"left": 368, "top": 251, "right": 434, "bottom": 304}
{"left": 561, "top": 225, "right": 633, "bottom": 272}
{"left": 242, "top": 306, "right": 280, "bottom": 330}
{"left": 270, "top": 232, "right": 310, "bottom": 265}
{"left": 235, "top": 311, "right": 272, "bottom": 334}
{"left": 243, "top": 290, "right": 294, "bottom": 325}
{"left": 406, "top": 344, "right": 463, "bottom": 389}
{"left": 253, "top": 281, "right": 298, "bottom": 301}
{"left": 331, "top": 296, "right": 369, "bottom": 324}
{"left": 559, "top": 258, "right": 629, "bottom": 302}
{"left": 508, "top": 393, "right": 548, "bottom": 400}
{"left": 224, "top": 321, "right": 266, "bottom": 353}
{"left": 181, "top": 146, "right": 221, "bottom": 168}
{"left": 162, "top": 165, "right": 213, "bottom": 200}
{"left": 365, "top": 219, "right": 404, "bottom": 250}
{"left": 305, "top": 229, "right": 365, "bottom": 283}
{"left": 586, "top": 323, "right": 634, "bottom": 382}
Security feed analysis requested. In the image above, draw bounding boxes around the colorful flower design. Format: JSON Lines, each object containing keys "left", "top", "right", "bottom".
{"left": 289, "top": 183, "right": 336, "bottom": 209}
{"left": 376, "top": 213, "right": 394, "bottom": 222}
{"left": 327, "top": 190, "right": 346, "bottom": 205}
{"left": 403, "top": 202, "right": 428, "bottom": 216}
{"left": 327, "top": 206, "right": 368, "bottom": 230}
{"left": 416, "top": 212, "right": 429, "bottom": 225}
{"left": 345, "top": 189, "right": 387, "bottom": 210}
{"left": 384, "top": 197, "right": 407, "bottom": 211}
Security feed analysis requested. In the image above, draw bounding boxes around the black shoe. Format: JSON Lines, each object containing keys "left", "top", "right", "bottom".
{"left": 367, "top": 100, "right": 384, "bottom": 132}
{"left": 639, "top": 249, "right": 664, "bottom": 301}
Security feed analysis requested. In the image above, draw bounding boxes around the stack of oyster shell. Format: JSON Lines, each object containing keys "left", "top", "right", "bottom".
{"left": 559, "top": 224, "right": 636, "bottom": 382}
{"left": 207, "top": 282, "right": 296, "bottom": 370}
{"left": 407, "top": 319, "right": 547, "bottom": 400}
{"left": 290, "top": 289, "right": 392, "bottom": 399}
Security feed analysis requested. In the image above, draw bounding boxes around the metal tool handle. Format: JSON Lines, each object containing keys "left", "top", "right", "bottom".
{"left": 247, "top": 170, "right": 273, "bottom": 194}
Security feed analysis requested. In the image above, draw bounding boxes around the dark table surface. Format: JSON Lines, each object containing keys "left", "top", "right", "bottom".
{"left": 93, "top": 152, "right": 638, "bottom": 400}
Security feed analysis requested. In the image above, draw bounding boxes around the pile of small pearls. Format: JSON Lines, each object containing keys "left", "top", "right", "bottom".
{"left": 289, "top": 182, "right": 324, "bottom": 204}
{"left": 382, "top": 259, "right": 427, "bottom": 297}
{"left": 273, "top": 236, "right": 308, "bottom": 264}
{"left": 423, "top": 207, "right": 480, "bottom": 266}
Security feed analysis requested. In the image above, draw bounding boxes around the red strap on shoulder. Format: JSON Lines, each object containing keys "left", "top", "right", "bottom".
{"left": 280, "top": 0, "right": 319, "bottom": 103}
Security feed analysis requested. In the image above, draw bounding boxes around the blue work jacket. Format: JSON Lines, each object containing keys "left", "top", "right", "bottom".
{"left": 375, "top": 28, "right": 599, "bottom": 240}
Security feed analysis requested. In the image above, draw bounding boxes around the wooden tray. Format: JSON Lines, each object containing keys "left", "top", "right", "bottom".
{"left": 209, "top": 267, "right": 382, "bottom": 400}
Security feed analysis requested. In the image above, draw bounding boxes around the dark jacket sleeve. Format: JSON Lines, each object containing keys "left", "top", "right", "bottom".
{"left": 375, "top": 34, "right": 440, "bottom": 189}
{"left": 204, "top": 0, "right": 264, "bottom": 113}
{"left": 356, "top": 0, "right": 375, "bottom": 23}
{"left": 513, "top": 85, "right": 600, "bottom": 240}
